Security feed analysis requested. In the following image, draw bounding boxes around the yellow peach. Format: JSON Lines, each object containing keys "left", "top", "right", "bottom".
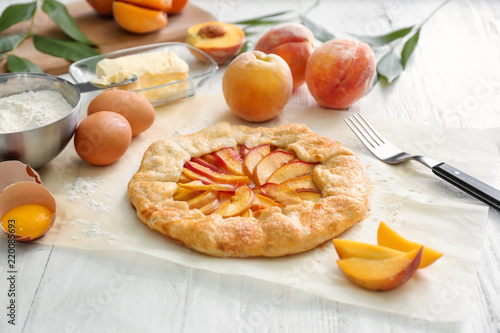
{"left": 222, "top": 51, "right": 293, "bottom": 122}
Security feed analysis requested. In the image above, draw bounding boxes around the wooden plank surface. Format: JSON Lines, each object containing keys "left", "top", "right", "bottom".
{"left": 0, "top": 1, "right": 215, "bottom": 74}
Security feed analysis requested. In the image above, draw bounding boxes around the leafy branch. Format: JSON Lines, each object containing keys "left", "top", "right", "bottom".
{"left": 232, "top": 0, "right": 453, "bottom": 85}
{"left": 0, "top": 0, "right": 99, "bottom": 73}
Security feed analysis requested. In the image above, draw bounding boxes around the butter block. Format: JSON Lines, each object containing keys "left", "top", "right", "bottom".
{"left": 94, "top": 51, "right": 189, "bottom": 101}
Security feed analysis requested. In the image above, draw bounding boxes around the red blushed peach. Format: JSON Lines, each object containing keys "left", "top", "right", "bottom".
{"left": 255, "top": 23, "right": 315, "bottom": 89}
{"left": 222, "top": 51, "right": 292, "bottom": 122}
{"left": 305, "top": 38, "right": 376, "bottom": 109}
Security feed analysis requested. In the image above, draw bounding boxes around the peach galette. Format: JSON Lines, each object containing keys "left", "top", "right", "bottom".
{"left": 128, "top": 122, "right": 368, "bottom": 257}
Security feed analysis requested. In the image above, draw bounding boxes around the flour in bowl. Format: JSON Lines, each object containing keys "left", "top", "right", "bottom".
{"left": 0, "top": 90, "right": 73, "bottom": 133}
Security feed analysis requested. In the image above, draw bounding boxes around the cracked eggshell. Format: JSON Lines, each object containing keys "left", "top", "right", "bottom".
{"left": 0, "top": 161, "right": 56, "bottom": 242}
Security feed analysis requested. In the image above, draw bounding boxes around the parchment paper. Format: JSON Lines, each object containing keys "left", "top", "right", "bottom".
{"left": 30, "top": 94, "right": 500, "bottom": 322}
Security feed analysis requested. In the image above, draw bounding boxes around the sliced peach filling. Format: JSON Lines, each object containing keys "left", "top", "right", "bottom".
{"left": 174, "top": 144, "right": 321, "bottom": 218}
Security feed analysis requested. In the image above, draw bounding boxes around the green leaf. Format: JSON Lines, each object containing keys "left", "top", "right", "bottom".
{"left": 233, "top": 11, "right": 293, "bottom": 25}
{"left": 0, "top": 34, "right": 24, "bottom": 53}
{"left": 41, "top": 0, "right": 96, "bottom": 46}
{"left": 354, "top": 26, "right": 414, "bottom": 48}
{"left": 401, "top": 27, "right": 421, "bottom": 69}
{"left": 376, "top": 49, "right": 403, "bottom": 83}
{"left": 6, "top": 54, "right": 43, "bottom": 73}
{"left": 33, "top": 35, "right": 100, "bottom": 62}
{"left": 0, "top": 2, "right": 37, "bottom": 32}
{"left": 301, "top": 16, "right": 334, "bottom": 42}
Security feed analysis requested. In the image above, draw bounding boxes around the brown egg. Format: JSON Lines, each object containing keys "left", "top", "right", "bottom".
{"left": 87, "top": 90, "right": 155, "bottom": 136}
{"left": 74, "top": 111, "right": 132, "bottom": 165}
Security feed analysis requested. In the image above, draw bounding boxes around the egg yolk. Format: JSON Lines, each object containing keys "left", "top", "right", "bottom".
{"left": 1, "top": 204, "right": 53, "bottom": 239}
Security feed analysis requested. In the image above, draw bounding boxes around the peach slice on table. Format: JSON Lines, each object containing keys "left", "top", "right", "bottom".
{"left": 186, "top": 191, "right": 218, "bottom": 209}
{"left": 281, "top": 175, "right": 319, "bottom": 192}
{"left": 173, "top": 187, "right": 202, "bottom": 201}
{"left": 258, "top": 183, "right": 303, "bottom": 206}
{"left": 333, "top": 239, "right": 406, "bottom": 260}
{"left": 184, "top": 161, "right": 250, "bottom": 185}
{"left": 182, "top": 167, "right": 213, "bottom": 185}
{"left": 253, "top": 150, "right": 295, "bottom": 186}
{"left": 215, "top": 185, "right": 255, "bottom": 217}
{"left": 336, "top": 247, "right": 423, "bottom": 291}
{"left": 267, "top": 161, "right": 317, "bottom": 184}
{"left": 242, "top": 144, "right": 272, "bottom": 179}
{"left": 377, "top": 222, "right": 443, "bottom": 268}
{"left": 296, "top": 190, "right": 322, "bottom": 202}
{"left": 213, "top": 147, "right": 245, "bottom": 176}
{"left": 199, "top": 198, "right": 221, "bottom": 215}
{"left": 178, "top": 181, "right": 235, "bottom": 192}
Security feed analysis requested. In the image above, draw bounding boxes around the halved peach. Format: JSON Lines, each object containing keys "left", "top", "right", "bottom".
{"left": 215, "top": 185, "right": 254, "bottom": 217}
{"left": 166, "top": 0, "right": 188, "bottom": 14}
{"left": 337, "top": 247, "right": 423, "bottom": 291}
{"left": 377, "top": 222, "right": 443, "bottom": 268}
{"left": 113, "top": 1, "right": 167, "bottom": 34}
{"left": 267, "top": 160, "right": 317, "bottom": 184}
{"left": 86, "top": 0, "right": 114, "bottom": 15}
{"left": 186, "top": 21, "right": 244, "bottom": 64}
{"left": 333, "top": 239, "right": 406, "bottom": 260}
{"left": 258, "top": 183, "right": 303, "bottom": 206}
{"left": 119, "top": 0, "right": 172, "bottom": 11}
{"left": 179, "top": 181, "right": 235, "bottom": 192}
{"left": 281, "top": 175, "right": 319, "bottom": 192}
{"left": 184, "top": 161, "right": 250, "bottom": 185}
{"left": 213, "top": 147, "right": 245, "bottom": 176}
{"left": 253, "top": 151, "right": 295, "bottom": 186}
{"left": 242, "top": 144, "right": 271, "bottom": 179}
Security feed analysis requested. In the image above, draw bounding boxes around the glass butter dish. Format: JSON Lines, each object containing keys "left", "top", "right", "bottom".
{"left": 69, "top": 42, "right": 218, "bottom": 106}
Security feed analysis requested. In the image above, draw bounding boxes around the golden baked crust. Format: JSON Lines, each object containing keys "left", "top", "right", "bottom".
{"left": 128, "top": 122, "right": 368, "bottom": 257}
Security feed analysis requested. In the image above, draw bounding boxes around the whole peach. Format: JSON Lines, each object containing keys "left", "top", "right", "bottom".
{"left": 255, "top": 23, "right": 315, "bottom": 89}
{"left": 305, "top": 38, "right": 376, "bottom": 109}
{"left": 222, "top": 51, "right": 292, "bottom": 122}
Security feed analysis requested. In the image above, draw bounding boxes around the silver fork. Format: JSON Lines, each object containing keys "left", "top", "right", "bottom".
{"left": 345, "top": 114, "right": 500, "bottom": 211}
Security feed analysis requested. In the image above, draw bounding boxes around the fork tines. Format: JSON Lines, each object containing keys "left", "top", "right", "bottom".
{"left": 344, "top": 114, "right": 387, "bottom": 150}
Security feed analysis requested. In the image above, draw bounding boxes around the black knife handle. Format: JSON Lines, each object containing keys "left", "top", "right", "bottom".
{"left": 432, "top": 163, "right": 500, "bottom": 211}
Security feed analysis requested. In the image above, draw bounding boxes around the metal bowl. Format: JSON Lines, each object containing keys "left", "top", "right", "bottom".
{"left": 0, "top": 73, "right": 81, "bottom": 169}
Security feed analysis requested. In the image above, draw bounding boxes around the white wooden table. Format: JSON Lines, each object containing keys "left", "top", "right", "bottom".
{"left": 1, "top": 0, "right": 500, "bottom": 332}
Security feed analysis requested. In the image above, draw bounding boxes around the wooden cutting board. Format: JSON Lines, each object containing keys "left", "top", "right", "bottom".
{"left": 0, "top": 1, "right": 216, "bottom": 75}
